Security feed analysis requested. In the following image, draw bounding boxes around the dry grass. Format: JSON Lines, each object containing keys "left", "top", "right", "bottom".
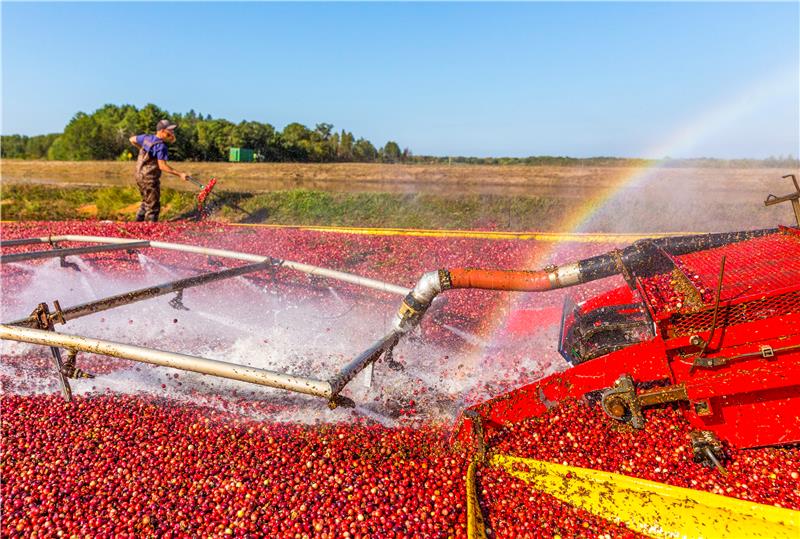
{"left": 2, "top": 160, "right": 797, "bottom": 231}
{"left": 0, "top": 159, "right": 672, "bottom": 194}
{"left": 2, "top": 159, "right": 794, "bottom": 196}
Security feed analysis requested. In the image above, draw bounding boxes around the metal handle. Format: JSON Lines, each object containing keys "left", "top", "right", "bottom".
{"left": 186, "top": 176, "right": 204, "bottom": 188}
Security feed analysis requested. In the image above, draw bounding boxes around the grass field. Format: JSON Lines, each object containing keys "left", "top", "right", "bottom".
{"left": 1, "top": 160, "right": 797, "bottom": 231}
{"left": 0, "top": 184, "right": 567, "bottom": 229}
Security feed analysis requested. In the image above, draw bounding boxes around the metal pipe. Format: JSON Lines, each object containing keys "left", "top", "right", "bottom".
{"left": 0, "top": 237, "right": 52, "bottom": 247}
{"left": 147, "top": 240, "right": 410, "bottom": 295}
{"left": 328, "top": 331, "right": 399, "bottom": 396}
{"left": 6, "top": 261, "right": 272, "bottom": 328}
{"left": 0, "top": 241, "right": 150, "bottom": 264}
{"left": 391, "top": 227, "right": 782, "bottom": 333}
{"left": 1, "top": 235, "right": 410, "bottom": 296}
{"left": 0, "top": 324, "right": 333, "bottom": 398}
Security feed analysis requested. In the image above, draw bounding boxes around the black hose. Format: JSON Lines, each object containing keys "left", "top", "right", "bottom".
{"left": 576, "top": 227, "right": 779, "bottom": 283}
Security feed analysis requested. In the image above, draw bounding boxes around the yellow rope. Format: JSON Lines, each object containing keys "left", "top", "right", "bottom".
{"left": 465, "top": 459, "right": 488, "bottom": 539}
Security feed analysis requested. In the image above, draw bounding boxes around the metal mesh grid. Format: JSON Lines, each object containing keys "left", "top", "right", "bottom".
{"left": 641, "top": 231, "right": 800, "bottom": 317}
{"left": 677, "top": 232, "right": 800, "bottom": 300}
{"left": 668, "top": 289, "right": 800, "bottom": 337}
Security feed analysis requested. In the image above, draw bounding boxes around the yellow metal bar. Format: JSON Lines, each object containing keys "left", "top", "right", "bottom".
{"left": 0, "top": 220, "right": 697, "bottom": 243}
{"left": 491, "top": 454, "right": 800, "bottom": 539}
{"left": 465, "top": 459, "right": 488, "bottom": 539}
{"left": 229, "top": 223, "right": 698, "bottom": 243}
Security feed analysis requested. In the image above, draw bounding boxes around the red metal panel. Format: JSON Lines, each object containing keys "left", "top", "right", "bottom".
{"left": 456, "top": 229, "right": 800, "bottom": 451}
{"left": 453, "top": 338, "right": 671, "bottom": 443}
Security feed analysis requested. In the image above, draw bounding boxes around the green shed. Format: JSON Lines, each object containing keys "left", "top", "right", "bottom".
{"left": 229, "top": 147, "right": 255, "bottom": 163}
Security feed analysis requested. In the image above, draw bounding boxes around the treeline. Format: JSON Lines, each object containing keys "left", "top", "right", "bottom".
{"left": 0, "top": 104, "right": 405, "bottom": 163}
{"left": 407, "top": 155, "right": 800, "bottom": 168}
{"left": 1, "top": 133, "right": 61, "bottom": 160}
{"left": 2, "top": 103, "right": 798, "bottom": 168}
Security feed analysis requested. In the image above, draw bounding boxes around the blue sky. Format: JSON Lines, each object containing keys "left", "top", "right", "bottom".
{"left": 2, "top": 2, "right": 798, "bottom": 158}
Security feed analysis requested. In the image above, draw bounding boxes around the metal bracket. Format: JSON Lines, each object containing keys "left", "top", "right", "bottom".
{"left": 690, "top": 255, "right": 726, "bottom": 371}
{"left": 601, "top": 374, "right": 688, "bottom": 429}
{"left": 169, "top": 290, "right": 190, "bottom": 311}
{"left": 61, "top": 349, "right": 95, "bottom": 379}
{"left": 689, "top": 430, "right": 727, "bottom": 474}
{"left": 690, "top": 341, "right": 785, "bottom": 369}
{"left": 59, "top": 256, "right": 81, "bottom": 271}
{"left": 464, "top": 410, "right": 487, "bottom": 463}
{"left": 49, "top": 241, "right": 81, "bottom": 271}
{"left": 362, "top": 362, "right": 374, "bottom": 388}
{"left": 50, "top": 300, "right": 66, "bottom": 326}
{"left": 31, "top": 302, "right": 73, "bottom": 401}
{"left": 610, "top": 249, "right": 636, "bottom": 289}
{"left": 764, "top": 174, "right": 800, "bottom": 226}
{"left": 601, "top": 374, "right": 645, "bottom": 428}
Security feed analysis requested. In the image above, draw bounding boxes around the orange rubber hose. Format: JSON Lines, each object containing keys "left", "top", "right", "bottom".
{"left": 448, "top": 269, "right": 553, "bottom": 291}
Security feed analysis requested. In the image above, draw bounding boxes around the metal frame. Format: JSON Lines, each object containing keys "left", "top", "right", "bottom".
{"left": 0, "top": 241, "right": 150, "bottom": 264}
{"left": 7, "top": 261, "right": 273, "bottom": 328}
{"left": 0, "top": 235, "right": 411, "bottom": 296}
{"left": 1, "top": 235, "right": 411, "bottom": 405}
{"left": 0, "top": 324, "right": 334, "bottom": 398}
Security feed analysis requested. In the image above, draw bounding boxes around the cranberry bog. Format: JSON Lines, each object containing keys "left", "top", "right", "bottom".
{"left": 1, "top": 220, "right": 799, "bottom": 539}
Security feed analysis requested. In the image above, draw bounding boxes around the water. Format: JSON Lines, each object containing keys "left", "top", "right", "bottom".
{"left": 136, "top": 253, "right": 179, "bottom": 280}
{"left": 439, "top": 323, "right": 488, "bottom": 347}
{"left": 1, "top": 250, "right": 561, "bottom": 424}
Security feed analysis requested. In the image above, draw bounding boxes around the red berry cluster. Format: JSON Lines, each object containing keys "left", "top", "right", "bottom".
{"left": 478, "top": 466, "right": 645, "bottom": 539}
{"left": 197, "top": 178, "right": 218, "bottom": 218}
{"left": 1, "top": 394, "right": 473, "bottom": 538}
{"left": 488, "top": 399, "right": 800, "bottom": 510}
{"left": 2, "top": 221, "right": 798, "bottom": 538}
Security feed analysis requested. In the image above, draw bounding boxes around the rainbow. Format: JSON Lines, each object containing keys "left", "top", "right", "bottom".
{"left": 477, "top": 63, "right": 798, "bottom": 357}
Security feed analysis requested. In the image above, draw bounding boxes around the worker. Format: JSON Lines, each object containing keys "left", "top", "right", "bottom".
{"left": 129, "top": 120, "right": 191, "bottom": 222}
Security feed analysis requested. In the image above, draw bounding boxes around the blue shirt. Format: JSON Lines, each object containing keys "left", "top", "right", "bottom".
{"left": 136, "top": 134, "right": 169, "bottom": 160}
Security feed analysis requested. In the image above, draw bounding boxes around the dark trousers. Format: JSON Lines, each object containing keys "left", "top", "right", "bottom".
{"left": 135, "top": 175, "right": 161, "bottom": 222}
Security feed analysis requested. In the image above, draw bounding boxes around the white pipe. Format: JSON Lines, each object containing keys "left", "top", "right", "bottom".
{"left": 2, "top": 235, "right": 410, "bottom": 296}
{"left": 149, "top": 240, "right": 411, "bottom": 296}
{"left": 0, "top": 324, "right": 334, "bottom": 398}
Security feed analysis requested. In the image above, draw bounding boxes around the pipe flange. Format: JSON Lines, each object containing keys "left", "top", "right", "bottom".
{"left": 600, "top": 374, "right": 644, "bottom": 429}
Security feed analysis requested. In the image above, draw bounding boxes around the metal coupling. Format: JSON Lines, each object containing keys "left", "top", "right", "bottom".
{"left": 392, "top": 270, "right": 448, "bottom": 333}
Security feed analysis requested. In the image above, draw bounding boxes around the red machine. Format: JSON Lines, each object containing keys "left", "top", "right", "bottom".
{"left": 387, "top": 178, "right": 800, "bottom": 464}
{"left": 451, "top": 226, "right": 800, "bottom": 462}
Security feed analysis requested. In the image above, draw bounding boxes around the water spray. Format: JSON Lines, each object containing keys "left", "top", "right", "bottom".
{"left": 0, "top": 235, "right": 410, "bottom": 407}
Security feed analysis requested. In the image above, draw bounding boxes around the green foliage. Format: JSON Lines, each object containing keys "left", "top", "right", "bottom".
{"left": 352, "top": 138, "right": 378, "bottom": 162}
{"left": 0, "top": 133, "right": 60, "bottom": 159}
{"left": 1, "top": 185, "right": 95, "bottom": 220}
{"left": 3, "top": 103, "right": 798, "bottom": 168}
{"left": 1, "top": 104, "right": 396, "bottom": 164}
{"left": 94, "top": 186, "right": 141, "bottom": 215}
{"left": 380, "top": 141, "right": 402, "bottom": 163}
{"left": 219, "top": 189, "right": 565, "bottom": 230}
{"left": 1, "top": 185, "right": 566, "bottom": 230}
{"left": 0, "top": 184, "right": 196, "bottom": 221}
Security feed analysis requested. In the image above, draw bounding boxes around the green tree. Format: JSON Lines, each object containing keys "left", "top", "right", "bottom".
{"left": 2, "top": 104, "right": 400, "bottom": 163}
{"left": 353, "top": 138, "right": 378, "bottom": 162}
{"left": 380, "top": 141, "right": 402, "bottom": 163}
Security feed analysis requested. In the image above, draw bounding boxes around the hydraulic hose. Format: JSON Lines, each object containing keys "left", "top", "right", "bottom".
{"left": 392, "top": 227, "right": 780, "bottom": 333}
